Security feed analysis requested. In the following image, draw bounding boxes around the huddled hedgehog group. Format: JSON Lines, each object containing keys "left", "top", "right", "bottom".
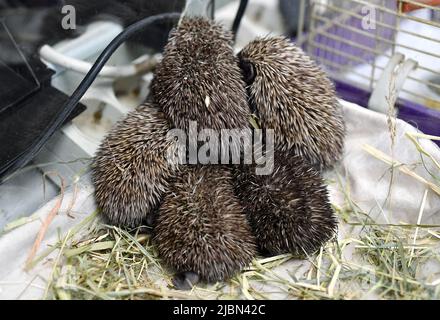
{"left": 92, "top": 16, "right": 345, "bottom": 289}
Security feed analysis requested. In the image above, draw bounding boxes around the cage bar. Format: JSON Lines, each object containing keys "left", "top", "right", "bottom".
{"left": 298, "top": 0, "right": 440, "bottom": 113}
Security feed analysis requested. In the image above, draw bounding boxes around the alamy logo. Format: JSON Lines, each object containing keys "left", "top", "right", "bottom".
{"left": 61, "top": 5, "right": 76, "bottom": 30}
{"left": 166, "top": 121, "right": 275, "bottom": 176}
{"left": 361, "top": 5, "right": 377, "bottom": 30}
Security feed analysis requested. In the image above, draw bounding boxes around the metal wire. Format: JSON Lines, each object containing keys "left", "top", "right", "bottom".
{"left": 311, "top": 14, "right": 440, "bottom": 59}
{"left": 299, "top": 0, "right": 440, "bottom": 110}
{"left": 351, "top": 0, "right": 440, "bottom": 27}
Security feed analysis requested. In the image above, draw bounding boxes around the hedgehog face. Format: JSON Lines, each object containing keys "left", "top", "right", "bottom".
{"left": 238, "top": 56, "right": 256, "bottom": 86}
{"left": 238, "top": 36, "right": 345, "bottom": 170}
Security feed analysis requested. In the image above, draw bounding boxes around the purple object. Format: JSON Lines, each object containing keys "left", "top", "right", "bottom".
{"left": 294, "top": 1, "right": 440, "bottom": 146}
{"left": 295, "top": 0, "right": 440, "bottom": 146}
{"left": 307, "top": 1, "right": 397, "bottom": 70}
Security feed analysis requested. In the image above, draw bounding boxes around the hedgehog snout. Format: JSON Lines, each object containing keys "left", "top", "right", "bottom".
{"left": 238, "top": 57, "right": 256, "bottom": 86}
{"left": 237, "top": 57, "right": 259, "bottom": 116}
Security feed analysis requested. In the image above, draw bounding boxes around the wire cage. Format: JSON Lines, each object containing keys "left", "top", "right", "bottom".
{"left": 296, "top": 0, "right": 440, "bottom": 136}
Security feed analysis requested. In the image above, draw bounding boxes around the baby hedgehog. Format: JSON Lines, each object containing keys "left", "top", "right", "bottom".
{"left": 92, "top": 103, "right": 178, "bottom": 228}
{"left": 151, "top": 17, "right": 250, "bottom": 134}
{"left": 238, "top": 36, "right": 345, "bottom": 170}
{"left": 232, "top": 153, "right": 337, "bottom": 256}
{"left": 153, "top": 165, "right": 257, "bottom": 289}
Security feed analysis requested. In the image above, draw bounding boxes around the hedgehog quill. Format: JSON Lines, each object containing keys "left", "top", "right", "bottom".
{"left": 154, "top": 165, "right": 257, "bottom": 289}
{"left": 92, "top": 103, "right": 178, "bottom": 228}
{"left": 238, "top": 36, "right": 345, "bottom": 170}
{"left": 233, "top": 153, "right": 337, "bottom": 256}
{"left": 151, "top": 17, "right": 250, "bottom": 136}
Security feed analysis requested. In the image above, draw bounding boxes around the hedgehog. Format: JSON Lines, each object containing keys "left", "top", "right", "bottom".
{"left": 151, "top": 17, "right": 250, "bottom": 137}
{"left": 153, "top": 165, "right": 257, "bottom": 289}
{"left": 232, "top": 152, "right": 337, "bottom": 256}
{"left": 237, "top": 36, "right": 345, "bottom": 171}
{"left": 92, "top": 103, "right": 178, "bottom": 228}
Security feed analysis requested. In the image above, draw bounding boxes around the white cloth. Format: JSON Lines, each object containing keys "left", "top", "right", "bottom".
{"left": 337, "top": 101, "right": 440, "bottom": 225}
{"left": 0, "top": 100, "right": 439, "bottom": 299}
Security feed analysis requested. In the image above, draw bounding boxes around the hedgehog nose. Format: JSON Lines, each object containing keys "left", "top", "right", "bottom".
{"left": 238, "top": 59, "right": 256, "bottom": 85}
